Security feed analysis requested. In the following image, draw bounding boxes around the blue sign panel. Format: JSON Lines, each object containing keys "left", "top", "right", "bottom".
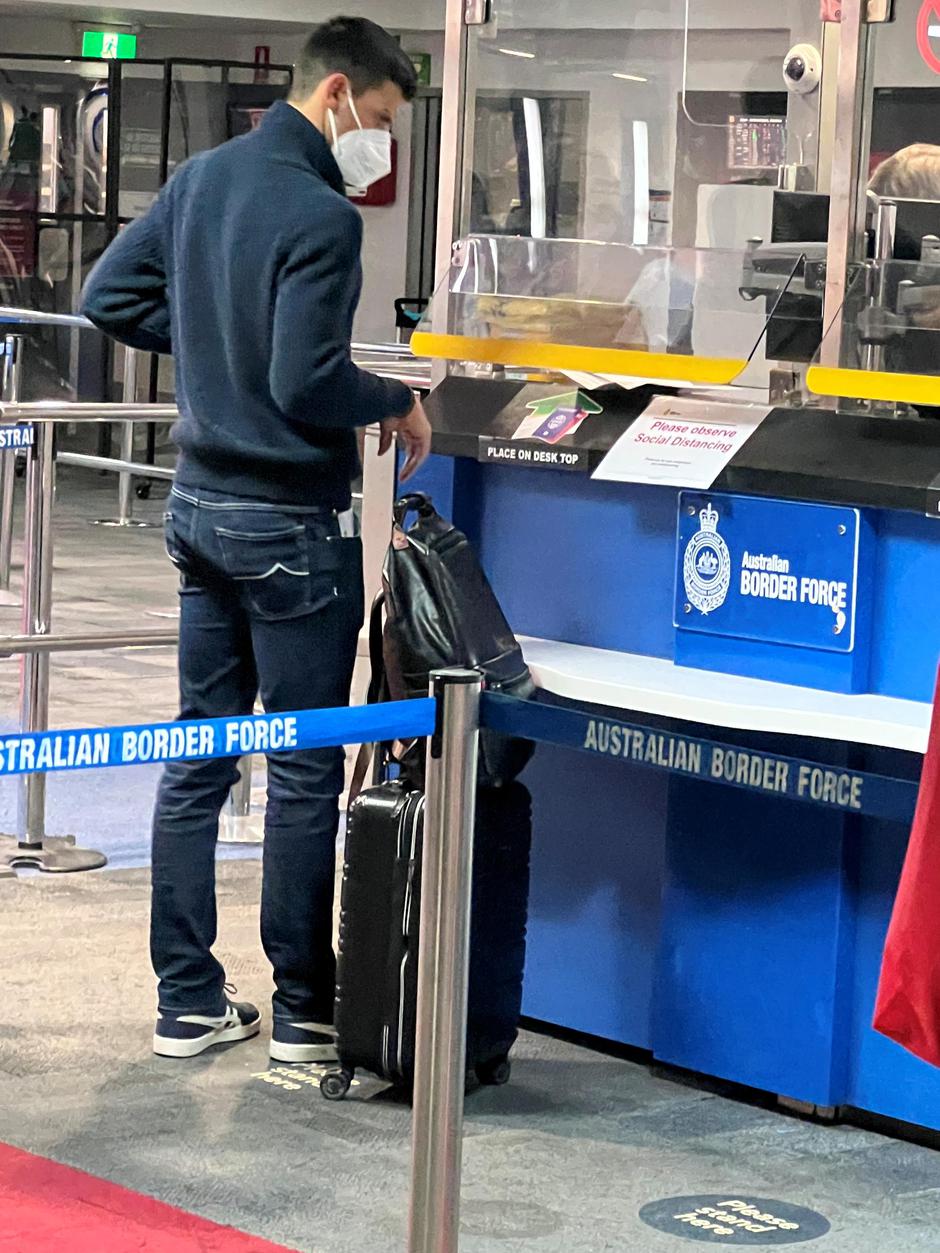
{"left": 675, "top": 493, "right": 860, "bottom": 653}
{"left": 0, "top": 424, "right": 33, "bottom": 450}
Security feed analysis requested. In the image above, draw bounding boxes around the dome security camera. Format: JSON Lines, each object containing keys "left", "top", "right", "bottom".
{"left": 782, "top": 44, "right": 822, "bottom": 95}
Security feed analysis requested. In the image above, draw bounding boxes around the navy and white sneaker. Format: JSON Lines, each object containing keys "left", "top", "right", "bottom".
{"left": 270, "top": 1021, "right": 338, "bottom": 1064}
{"left": 153, "top": 1000, "right": 261, "bottom": 1059}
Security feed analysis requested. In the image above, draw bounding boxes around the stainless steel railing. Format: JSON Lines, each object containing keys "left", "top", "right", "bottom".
{"left": 0, "top": 401, "right": 179, "bottom": 421}
{"left": 0, "top": 397, "right": 259, "bottom": 861}
{"left": 0, "top": 334, "right": 22, "bottom": 595}
{"left": 0, "top": 404, "right": 182, "bottom": 869}
{"left": 0, "top": 305, "right": 429, "bottom": 377}
{"left": 0, "top": 305, "right": 91, "bottom": 329}
{"left": 0, "top": 308, "right": 430, "bottom": 528}
{"left": 0, "top": 308, "right": 428, "bottom": 865}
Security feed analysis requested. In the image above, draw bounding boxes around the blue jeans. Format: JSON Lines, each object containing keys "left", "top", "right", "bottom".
{"left": 151, "top": 486, "right": 364, "bottom": 1021}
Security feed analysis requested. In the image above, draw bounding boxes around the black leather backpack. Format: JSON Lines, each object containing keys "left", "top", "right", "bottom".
{"left": 357, "top": 492, "right": 535, "bottom": 792}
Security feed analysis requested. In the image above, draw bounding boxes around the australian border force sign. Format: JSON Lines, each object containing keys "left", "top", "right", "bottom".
{"left": 0, "top": 423, "right": 34, "bottom": 450}
{"left": 676, "top": 492, "right": 861, "bottom": 653}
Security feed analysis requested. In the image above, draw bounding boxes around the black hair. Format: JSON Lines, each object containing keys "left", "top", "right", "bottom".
{"left": 291, "top": 16, "right": 417, "bottom": 104}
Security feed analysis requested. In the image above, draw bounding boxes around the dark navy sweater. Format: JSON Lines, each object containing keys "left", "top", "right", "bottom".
{"left": 81, "top": 101, "right": 414, "bottom": 507}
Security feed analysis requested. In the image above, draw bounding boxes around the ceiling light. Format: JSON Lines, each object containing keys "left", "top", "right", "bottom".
{"left": 613, "top": 72, "right": 648, "bottom": 82}
{"left": 499, "top": 48, "right": 535, "bottom": 59}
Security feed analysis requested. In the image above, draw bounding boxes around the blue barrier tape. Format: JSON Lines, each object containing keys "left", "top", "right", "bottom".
{"left": 0, "top": 699, "right": 436, "bottom": 779}
{"left": 482, "top": 693, "right": 920, "bottom": 823}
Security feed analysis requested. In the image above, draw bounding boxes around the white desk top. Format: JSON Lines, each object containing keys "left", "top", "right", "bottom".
{"left": 520, "top": 637, "right": 932, "bottom": 754}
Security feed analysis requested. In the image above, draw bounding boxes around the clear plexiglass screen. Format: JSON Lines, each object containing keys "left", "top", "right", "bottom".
{"left": 451, "top": 1, "right": 940, "bottom": 401}
{"left": 461, "top": 0, "right": 819, "bottom": 252}
{"left": 415, "top": 234, "right": 817, "bottom": 389}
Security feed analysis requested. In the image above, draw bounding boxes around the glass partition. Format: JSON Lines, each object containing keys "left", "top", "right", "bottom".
{"left": 427, "top": 1, "right": 845, "bottom": 393}
{"left": 794, "top": 1, "right": 940, "bottom": 408}
{"left": 461, "top": 2, "right": 820, "bottom": 253}
{"left": 413, "top": 234, "right": 804, "bottom": 388}
{"left": 0, "top": 57, "right": 111, "bottom": 221}
{"left": 430, "top": 2, "right": 940, "bottom": 411}
{"left": 117, "top": 63, "right": 165, "bottom": 221}
{"left": 164, "top": 63, "right": 291, "bottom": 184}
{"left": 870, "top": 2, "right": 940, "bottom": 191}
{"left": 807, "top": 254, "right": 940, "bottom": 411}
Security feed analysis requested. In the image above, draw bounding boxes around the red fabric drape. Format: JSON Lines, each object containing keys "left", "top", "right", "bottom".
{"left": 874, "top": 670, "right": 940, "bottom": 1066}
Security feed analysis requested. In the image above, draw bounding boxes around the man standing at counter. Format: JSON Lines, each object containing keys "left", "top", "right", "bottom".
{"left": 81, "top": 17, "right": 431, "bottom": 1062}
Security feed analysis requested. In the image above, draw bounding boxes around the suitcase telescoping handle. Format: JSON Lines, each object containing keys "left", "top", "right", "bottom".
{"left": 349, "top": 593, "right": 388, "bottom": 805}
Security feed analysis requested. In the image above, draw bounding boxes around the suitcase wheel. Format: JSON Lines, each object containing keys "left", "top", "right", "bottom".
{"left": 320, "top": 1068, "right": 354, "bottom": 1101}
{"left": 476, "top": 1056, "right": 512, "bottom": 1087}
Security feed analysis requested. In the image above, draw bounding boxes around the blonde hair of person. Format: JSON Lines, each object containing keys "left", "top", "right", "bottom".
{"left": 869, "top": 144, "right": 940, "bottom": 201}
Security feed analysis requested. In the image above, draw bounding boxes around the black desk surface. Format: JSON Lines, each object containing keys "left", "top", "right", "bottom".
{"left": 424, "top": 375, "right": 940, "bottom": 516}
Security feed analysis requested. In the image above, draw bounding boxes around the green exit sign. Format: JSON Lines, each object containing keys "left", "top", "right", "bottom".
{"left": 408, "top": 52, "right": 431, "bottom": 87}
{"left": 82, "top": 31, "right": 138, "bottom": 60}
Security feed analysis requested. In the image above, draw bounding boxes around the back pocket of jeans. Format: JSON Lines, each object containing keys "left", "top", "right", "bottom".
{"left": 215, "top": 525, "right": 337, "bottom": 621}
{"left": 163, "top": 512, "right": 181, "bottom": 567}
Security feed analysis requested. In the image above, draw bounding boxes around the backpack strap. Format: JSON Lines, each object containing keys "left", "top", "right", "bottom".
{"left": 365, "top": 590, "right": 386, "bottom": 706}
{"left": 349, "top": 592, "right": 388, "bottom": 804}
{"left": 393, "top": 492, "right": 436, "bottom": 527}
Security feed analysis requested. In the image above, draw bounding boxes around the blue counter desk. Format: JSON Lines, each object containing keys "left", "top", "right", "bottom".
{"left": 412, "top": 448, "right": 940, "bottom": 1132}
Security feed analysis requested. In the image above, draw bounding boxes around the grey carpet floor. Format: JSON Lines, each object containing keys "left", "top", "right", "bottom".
{"left": 1, "top": 861, "right": 939, "bottom": 1252}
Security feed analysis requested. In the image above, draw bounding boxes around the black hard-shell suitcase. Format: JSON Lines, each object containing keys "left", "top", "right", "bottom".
{"left": 320, "top": 779, "right": 532, "bottom": 1100}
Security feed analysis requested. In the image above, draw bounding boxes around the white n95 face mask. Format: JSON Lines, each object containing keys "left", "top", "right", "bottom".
{"left": 328, "top": 95, "right": 392, "bottom": 194}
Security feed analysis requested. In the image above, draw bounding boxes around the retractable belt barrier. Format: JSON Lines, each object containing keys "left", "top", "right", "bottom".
{"left": 1, "top": 693, "right": 918, "bottom": 828}
{"left": 0, "top": 699, "right": 436, "bottom": 779}
{"left": 482, "top": 693, "right": 921, "bottom": 824}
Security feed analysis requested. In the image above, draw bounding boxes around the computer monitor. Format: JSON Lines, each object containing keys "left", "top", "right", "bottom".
{"left": 771, "top": 190, "right": 830, "bottom": 246}
{"left": 752, "top": 190, "right": 940, "bottom": 375}
{"left": 727, "top": 116, "right": 787, "bottom": 173}
{"left": 763, "top": 190, "right": 831, "bottom": 362}
{"left": 881, "top": 196, "right": 940, "bottom": 261}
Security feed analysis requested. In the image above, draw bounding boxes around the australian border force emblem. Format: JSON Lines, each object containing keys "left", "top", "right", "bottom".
{"left": 683, "top": 502, "right": 731, "bottom": 615}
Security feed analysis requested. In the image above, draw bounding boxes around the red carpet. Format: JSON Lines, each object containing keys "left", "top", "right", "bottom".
{"left": 0, "top": 1142, "right": 298, "bottom": 1251}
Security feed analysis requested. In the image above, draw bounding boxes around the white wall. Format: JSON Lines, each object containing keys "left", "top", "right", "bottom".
{"left": 6, "top": 0, "right": 940, "bottom": 90}
{"left": 0, "top": 21, "right": 295, "bottom": 61}
{"left": 356, "top": 105, "right": 413, "bottom": 342}
{"left": 465, "top": 24, "right": 787, "bottom": 244}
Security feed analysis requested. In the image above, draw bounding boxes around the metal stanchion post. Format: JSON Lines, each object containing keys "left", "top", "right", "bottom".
{"left": 408, "top": 670, "right": 481, "bottom": 1253}
{"left": 118, "top": 349, "right": 139, "bottom": 524}
{"left": 94, "top": 347, "right": 153, "bottom": 528}
{"left": 220, "top": 756, "right": 264, "bottom": 844}
{"left": 0, "top": 419, "right": 107, "bottom": 876}
{"left": 0, "top": 334, "right": 23, "bottom": 604}
{"left": 17, "top": 419, "right": 55, "bottom": 850}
